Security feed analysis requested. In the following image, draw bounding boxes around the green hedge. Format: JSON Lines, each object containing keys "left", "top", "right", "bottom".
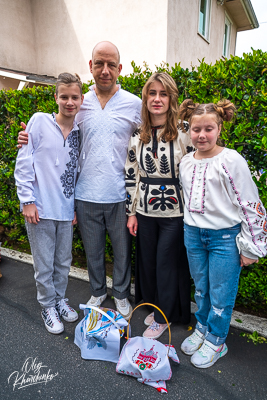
{"left": 0, "top": 50, "right": 266, "bottom": 310}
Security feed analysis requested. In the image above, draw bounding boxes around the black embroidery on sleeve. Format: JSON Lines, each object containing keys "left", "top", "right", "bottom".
{"left": 186, "top": 146, "right": 194, "bottom": 153}
{"left": 183, "top": 122, "right": 190, "bottom": 132}
{"left": 129, "top": 150, "right": 136, "bottom": 163}
{"left": 126, "top": 168, "right": 135, "bottom": 180}
{"left": 126, "top": 192, "right": 132, "bottom": 214}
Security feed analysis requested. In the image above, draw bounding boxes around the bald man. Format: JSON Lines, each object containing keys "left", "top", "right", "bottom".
{"left": 74, "top": 42, "right": 141, "bottom": 319}
{"left": 18, "top": 42, "right": 141, "bottom": 319}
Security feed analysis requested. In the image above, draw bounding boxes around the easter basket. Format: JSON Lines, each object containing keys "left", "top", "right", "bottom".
{"left": 74, "top": 304, "right": 128, "bottom": 363}
{"left": 116, "top": 303, "right": 179, "bottom": 393}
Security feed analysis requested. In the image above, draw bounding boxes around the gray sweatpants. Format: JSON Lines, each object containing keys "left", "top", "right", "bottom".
{"left": 26, "top": 219, "right": 73, "bottom": 308}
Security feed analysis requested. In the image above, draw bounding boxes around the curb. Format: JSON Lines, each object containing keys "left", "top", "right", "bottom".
{"left": 1, "top": 246, "right": 267, "bottom": 338}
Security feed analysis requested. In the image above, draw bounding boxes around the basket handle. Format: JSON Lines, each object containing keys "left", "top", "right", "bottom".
{"left": 126, "top": 303, "right": 171, "bottom": 349}
{"left": 79, "top": 304, "right": 122, "bottom": 330}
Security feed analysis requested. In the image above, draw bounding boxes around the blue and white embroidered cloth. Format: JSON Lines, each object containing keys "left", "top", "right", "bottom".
{"left": 74, "top": 304, "right": 128, "bottom": 363}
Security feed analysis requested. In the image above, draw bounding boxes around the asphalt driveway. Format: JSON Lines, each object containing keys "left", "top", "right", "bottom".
{"left": 0, "top": 257, "right": 266, "bottom": 400}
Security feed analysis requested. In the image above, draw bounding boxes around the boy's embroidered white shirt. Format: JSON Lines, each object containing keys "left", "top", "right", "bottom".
{"left": 180, "top": 148, "right": 267, "bottom": 259}
{"left": 15, "top": 112, "right": 79, "bottom": 221}
{"left": 74, "top": 85, "right": 142, "bottom": 203}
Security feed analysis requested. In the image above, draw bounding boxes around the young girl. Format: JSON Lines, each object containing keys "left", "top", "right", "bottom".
{"left": 178, "top": 99, "right": 267, "bottom": 368}
{"left": 15, "top": 73, "right": 84, "bottom": 334}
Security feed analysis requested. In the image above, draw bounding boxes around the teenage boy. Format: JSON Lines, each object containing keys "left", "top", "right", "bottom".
{"left": 15, "top": 73, "right": 84, "bottom": 334}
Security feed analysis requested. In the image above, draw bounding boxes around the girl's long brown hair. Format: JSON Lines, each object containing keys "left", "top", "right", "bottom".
{"left": 140, "top": 72, "right": 179, "bottom": 144}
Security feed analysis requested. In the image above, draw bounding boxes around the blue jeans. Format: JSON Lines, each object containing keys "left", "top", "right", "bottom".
{"left": 184, "top": 223, "right": 241, "bottom": 346}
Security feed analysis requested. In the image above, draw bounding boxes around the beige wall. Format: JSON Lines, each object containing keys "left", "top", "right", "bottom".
{"left": 29, "top": 0, "right": 169, "bottom": 81}
{"left": 167, "top": 0, "right": 237, "bottom": 69}
{"left": 0, "top": 0, "right": 36, "bottom": 73}
{"left": 0, "top": 0, "right": 245, "bottom": 88}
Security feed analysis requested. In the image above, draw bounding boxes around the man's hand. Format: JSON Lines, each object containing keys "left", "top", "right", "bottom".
{"left": 127, "top": 215, "right": 138, "bottom": 236}
{"left": 240, "top": 254, "right": 258, "bottom": 267}
{"left": 22, "top": 204, "right": 40, "bottom": 224}
{"left": 72, "top": 212, "right": 77, "bottom": 225}
{"left": 17, "top": 122, "right": 29, "bottom": 148}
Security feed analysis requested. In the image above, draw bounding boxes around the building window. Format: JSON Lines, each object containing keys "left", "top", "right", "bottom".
{"left": 223, "top": 15, "right": 231, "bottom": 57}
{"left": 198, "top": 0, "right": 211, "bottom": 40}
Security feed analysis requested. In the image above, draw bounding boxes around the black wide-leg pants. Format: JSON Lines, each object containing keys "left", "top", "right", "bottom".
{"left": 135, "top": 213, "right": 191, "bottom": 324}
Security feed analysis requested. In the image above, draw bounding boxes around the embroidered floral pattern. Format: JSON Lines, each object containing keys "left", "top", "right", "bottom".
{"left": 222, "top": 163, "right": 264, "bottom": 256}
{"left": 126, "top": 168, "right": 135, "bottom": 181}
{"left": 256, "top": 203, "right": 265, "bottom": 215}
{"left": 126, "top": 192, "right": 132, "bottom": 214}
{"left": 129, "top": 150, "right": 136, "bottom": 163}
{"left": 182, "top": 122, "right": 189, "bottom": 132}
{"left": 145, "top": 154, "right": 156, "bottom": 174}
{"left": 60, "top": 132, "right": 79, "bottom": 199}
{"left": 132, "top": 128, "right": 140, "bottom": 137}
{"left": 148, "top": 185, "right": 178, "bottom": 211}
{"left": 186, "top": 146, "right": 194, "bottom": 154}
{"left": 188, "top": 164, "right": 208, "bottom": 214}
{"left": 125, "top": 124, "right": 193, "bottom": 216}
{"left": 160, "top": 154, "right": 170, "bottom": 174}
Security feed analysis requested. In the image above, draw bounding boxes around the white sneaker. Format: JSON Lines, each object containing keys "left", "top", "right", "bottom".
{"left": 56, "top": 298, "right": 78, "bottom": 322}
{"left": 114, "top": 297, "right": 132, "bottom": 320}
{"left": 41, "top": 307, "right": 64, "bottom": 334}
{"left": 86, "top": 293, "right": 107, "bottom": 307}
{"left": 181, "top": 329, "right": 205, "bottom": 355}
{"left": 191, "top": 339, "right": 228, "bottom": 369}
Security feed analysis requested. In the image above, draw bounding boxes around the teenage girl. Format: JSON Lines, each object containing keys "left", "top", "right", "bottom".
{"left": 178, "top": 99, "right": 267, "bottom": 368}
{"left": 125, "top": 73, "right": 192, "bottom": 339}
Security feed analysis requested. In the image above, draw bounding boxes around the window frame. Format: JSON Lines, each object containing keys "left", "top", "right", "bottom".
{"left": 222, "top": 13, "right": 232, "bottom": 58}
{"left": 198, "top": 0, "right": 212, "bottom": 42}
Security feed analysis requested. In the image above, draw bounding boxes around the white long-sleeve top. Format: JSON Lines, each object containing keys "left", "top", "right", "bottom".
{"left": 179, "top": 148, "right": 267, "bottom": 259}
{"left": 15, "top": 112, "right": 79, "bottom": 221}
{"left": 74, "top": 85, "right": 142, "bottom": 203}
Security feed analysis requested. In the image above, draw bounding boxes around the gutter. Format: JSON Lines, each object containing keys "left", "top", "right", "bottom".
{"left": 240, "top": 0, "right": 259, "bottom": 29}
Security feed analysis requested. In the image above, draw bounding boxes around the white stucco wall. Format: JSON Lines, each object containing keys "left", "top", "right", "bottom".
{"left": 0, "top": 0, "right": 36, "bottom": 73}
{"left": 29, "top": 0, "right": 169, "bottom": 82}
{"left": 0, "top": 0, "right": 246, "bottom": 88}
{"left": 167, "top": 0, "right": 237, "bottom": 69}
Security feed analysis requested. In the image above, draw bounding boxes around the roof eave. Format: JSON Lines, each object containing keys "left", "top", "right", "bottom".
{"left": 225, "top": 0, "right": 259, "bottom": 31}
{"left": 240, "top": 0, "right": 259, "bottom": 30}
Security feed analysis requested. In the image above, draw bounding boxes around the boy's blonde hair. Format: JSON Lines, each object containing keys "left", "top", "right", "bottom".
{"left": 56, "top": 72, "right": 83, "bottom": 95}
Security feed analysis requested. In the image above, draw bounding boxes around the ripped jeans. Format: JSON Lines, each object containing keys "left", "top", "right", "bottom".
{"left": 184, "top": 223, "right": 241, "bottom": 346}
